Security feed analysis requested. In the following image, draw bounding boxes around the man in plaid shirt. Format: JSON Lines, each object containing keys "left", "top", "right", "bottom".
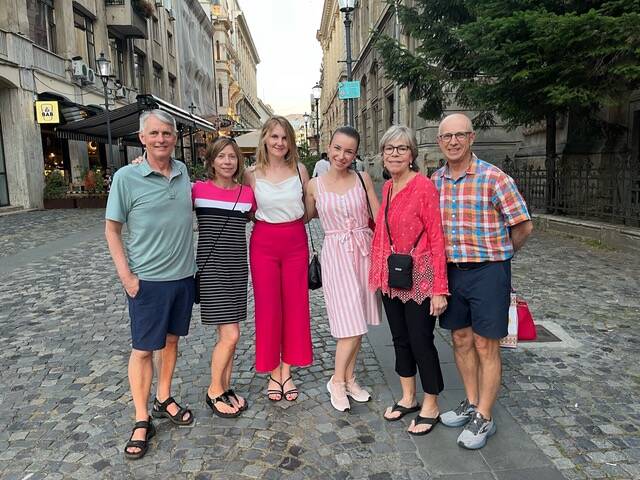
{"left": 431, "top": 113, "right": 533, "bottom": 450}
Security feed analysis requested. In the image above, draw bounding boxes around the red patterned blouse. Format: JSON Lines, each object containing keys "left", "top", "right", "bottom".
{"left": 369, "top": 173, "right": 449, "bottom": 303}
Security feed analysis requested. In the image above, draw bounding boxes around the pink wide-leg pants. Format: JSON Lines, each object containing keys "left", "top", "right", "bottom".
{"left": 250, "top": 219, "right": 312, "bottom": 372}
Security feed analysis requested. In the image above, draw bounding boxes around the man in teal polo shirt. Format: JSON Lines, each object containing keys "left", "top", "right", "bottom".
{"left": 105, "top": 109, "right": 197, "bottom": 460}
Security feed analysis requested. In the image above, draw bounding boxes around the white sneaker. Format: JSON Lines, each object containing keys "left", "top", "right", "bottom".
{"left": 345, "top": 376, "right": 371, "bottom": 403}
{"left": 327, "top": 376, "right": 350, "bottom": 412}
{"left": 457, "top": 412, "right": 496, "bottom": 450}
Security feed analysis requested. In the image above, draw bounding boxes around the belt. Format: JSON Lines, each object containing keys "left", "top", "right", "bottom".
{"left": 449, "top": 261, "right": 490, "bottom": 270}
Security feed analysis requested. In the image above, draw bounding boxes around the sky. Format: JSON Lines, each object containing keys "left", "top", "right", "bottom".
{"left": 237, "top": 0, "right": 324, "bottom": 116}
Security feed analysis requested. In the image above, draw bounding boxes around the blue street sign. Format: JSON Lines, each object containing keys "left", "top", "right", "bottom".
{"left": 338, "top": 81, "right": 361, "bottom": 100}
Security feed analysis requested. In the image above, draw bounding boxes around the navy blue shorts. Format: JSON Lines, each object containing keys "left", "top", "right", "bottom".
{"left": 439, "top": 260, "right": 511, "bottom": 339}
{"left": 127, "top": 276, "right": 196, "bottom": 351}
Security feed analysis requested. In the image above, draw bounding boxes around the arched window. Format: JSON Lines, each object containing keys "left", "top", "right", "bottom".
{"left": 218, "top": 83, "right": 223, "bottom": 107}
{"left": 215, "top": 41, "right": 221, "bottom": 61}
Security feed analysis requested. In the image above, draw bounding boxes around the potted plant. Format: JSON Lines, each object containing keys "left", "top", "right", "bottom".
{"left": 43, "top": 170, "right": 75, "bottom": 209}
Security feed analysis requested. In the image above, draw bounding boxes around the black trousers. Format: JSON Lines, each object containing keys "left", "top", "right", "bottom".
{"left": 382, "top": 294, "right": 444, "bottom": 395}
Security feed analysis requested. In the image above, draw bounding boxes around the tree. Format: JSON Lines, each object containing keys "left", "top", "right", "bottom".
{"left": 377, "top": 0, "right": 640, "bottom": 204}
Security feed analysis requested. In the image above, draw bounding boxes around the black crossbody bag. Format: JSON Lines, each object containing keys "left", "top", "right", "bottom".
{"left": 194, "top": 185, "right": 243, "bottom": 304}
{"left": 385, "top": 185, "right": 423, "bottom": 290}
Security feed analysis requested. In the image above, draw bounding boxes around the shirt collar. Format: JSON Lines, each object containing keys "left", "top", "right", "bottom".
{"left": 139, "top": 157, "right": 181, "bottom": 179}
{"left": 441, "top": 153, "right": 478, "bottom": 180}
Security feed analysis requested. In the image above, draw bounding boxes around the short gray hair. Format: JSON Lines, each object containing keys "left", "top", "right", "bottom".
{"left": 139, "top": 109, "right": 177, "bottom": 134}
{"left": 379, "top": 125, "right": 418, "bottom": 161}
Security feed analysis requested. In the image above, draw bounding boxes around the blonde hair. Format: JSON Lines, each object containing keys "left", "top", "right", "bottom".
{"left": 204, "top": 137, "right": 245, "bottom": 184}
{"left": 255, "top": 116, "right": 299, "bottom": 171}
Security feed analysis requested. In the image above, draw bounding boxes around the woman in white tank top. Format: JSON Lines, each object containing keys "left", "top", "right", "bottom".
{"left": 244, "top": 116, "right": 312, "bottom": 402}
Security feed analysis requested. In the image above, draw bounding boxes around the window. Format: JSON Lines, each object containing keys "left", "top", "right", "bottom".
{"left": 387, "top": 93, "right": 395, "bottom": 127}
{"left": 27, "top": 0, "right": 56, "bottom": 52}
{"left": 216, "top": 40, "right": 221, "bottom": 61}
{"left": 218, "top": 83, "right": 223, "bottom": 107}
{"left": 133, "top": 51, "right": 146, "bottom": 93}
{"left": 0, "top": 118, "right": 9, "bottom": 206}
{"left": 152, "top": 17, "right": 160, "bottom": 44}
{"left": 167, "top": 32, "right": 174, "bottom": 56}
{"left": 153, "top": 65, "right": 163, "bottom": 96}
{"left": 169, "top": 75, "right": 176, "bottom": 104}
{"left": 109, "top": 36, "right": 126, "bottom": 84}
{"left": 74, "top": 10, "right": 96, "bottom": 69}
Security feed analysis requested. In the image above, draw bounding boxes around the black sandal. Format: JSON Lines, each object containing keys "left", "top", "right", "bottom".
{"left": 206, "top": 391, "right": 241, "bottom": 418}
{"left": 282, "top": 376, "right": 298, "bottom": 402}
{"left": 267, "top": 376, "right": 283, "bottom": 402}
{"left": 151, "top": 396, "right": 194, "bottom": 425}
{"left": 408, "top": 414, "right": 441, "bottom": 436}
{"left": 383, "top": 402, "right": 422, "bottom": 422}
{"left": 124, "top": 417, "right": 156, "bottom": 460}
{"left": 225, "top": 388, "right": 248, "bottom": 412}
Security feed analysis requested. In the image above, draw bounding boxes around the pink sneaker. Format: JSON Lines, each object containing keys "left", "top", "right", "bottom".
{"left": 327, "top": 376, "right": 350, "bottom": 412}
{"left": 345, "top": 376, "right": 371, "bottom": 403}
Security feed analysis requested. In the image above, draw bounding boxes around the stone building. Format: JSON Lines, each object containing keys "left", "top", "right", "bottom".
{"left": 317, "top": 0, "right": 523, "bottom": 179}
{"left": 201, "top": 0, "right": 262, "bottom": 132}
{"left": 0, "top": 0, "right": 215, "bottom": 210}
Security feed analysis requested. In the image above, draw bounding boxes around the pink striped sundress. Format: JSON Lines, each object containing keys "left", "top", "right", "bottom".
{"left": 316, "top": 173, "right": 381, "bottom": 338}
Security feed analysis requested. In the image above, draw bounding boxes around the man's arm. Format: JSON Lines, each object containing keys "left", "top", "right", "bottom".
{"left": 511, "top": 220, "right": 533, "bottom": 252}
{"left": 105, "top": 219, "right": 140, "bottom": 297}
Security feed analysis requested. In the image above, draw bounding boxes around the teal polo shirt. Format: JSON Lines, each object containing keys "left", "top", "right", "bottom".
{"left": 105, "top": 158, "right": 197, "bottom": 281}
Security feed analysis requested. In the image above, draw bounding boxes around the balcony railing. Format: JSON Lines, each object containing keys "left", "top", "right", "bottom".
{"left": 32, "top": 45, "right": 66, "bottom": 77}
{"left": 105, "top": 0, "right": 148, "bottom": 39}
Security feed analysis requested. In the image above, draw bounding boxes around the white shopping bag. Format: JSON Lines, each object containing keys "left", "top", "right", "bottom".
{"left": 500, "top": 293, "right": 518, "bottom": 349}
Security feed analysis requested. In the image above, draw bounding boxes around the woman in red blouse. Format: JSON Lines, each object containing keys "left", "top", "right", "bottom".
{"left": 369, "top": 125, "right": 449, "bottom": 436}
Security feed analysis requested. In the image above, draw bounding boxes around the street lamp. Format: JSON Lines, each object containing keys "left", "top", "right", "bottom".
{"left": 312, "top": 82, "right": 321, "bottom": 153}
{"left": 302, "top": 112, "right": 310, "bottom": 149}
{"left": 187, "top": 102, "right": 197, "bottom": 164}
{"left": 338, "top": 0, "right": 355, "bottom": 127}
{"left": 96, "top": 52, "right": 114, "bottom": 171}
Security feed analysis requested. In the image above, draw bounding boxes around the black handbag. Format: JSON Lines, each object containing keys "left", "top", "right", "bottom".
{"left": 297, "top": 167, "right": 322, "bottom": 290}
{"left": 385, "top": 185, "right": 423, "bottom": 290}
{"left": 194, "top": 186, "right": 243, "bottom": 304}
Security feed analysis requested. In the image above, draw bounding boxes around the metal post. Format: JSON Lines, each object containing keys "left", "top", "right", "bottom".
{"left": 314, "top": 98, "right": 320, "bottom": 153}
{"left": 344, "top": 10, "right": 354, "bottom": 127}
{"left": 304, "top": 120, "right": 309, "bottom": 150}
{"left": 103, "top": 81, "right": 113, "bottom": 170}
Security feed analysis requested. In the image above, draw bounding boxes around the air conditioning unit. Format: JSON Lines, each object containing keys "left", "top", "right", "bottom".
{"left": 83, "top": 68, "right": 96, "bottom": 85}
{"left": 72, "top": 59, "right": 88, "bottom": 80}
{"left": 114, "top": 86, "right": 127, "bottom": 99}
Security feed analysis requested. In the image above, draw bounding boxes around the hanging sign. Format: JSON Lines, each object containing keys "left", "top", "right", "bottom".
{"left": 35, "top": 101, "right": 60, "bottom": 124}
{"left": 338, "top": 81, "right": 361, "bottom": 100}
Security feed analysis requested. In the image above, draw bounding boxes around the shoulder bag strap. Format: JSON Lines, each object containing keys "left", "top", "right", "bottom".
{"left": 296, "top": 166, "right": 317, "bottom": 254}
{"left": 198, "top": 184, "right": 243, "bottom": 272}
{"left": 385, "top": 183, "right": 424, "bottom": 254}
{"left": 354, "top": 169, "right": 374, "bottom": 221}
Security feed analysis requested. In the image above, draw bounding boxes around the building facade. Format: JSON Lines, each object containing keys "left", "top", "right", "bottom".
{"left": 201, "top": 0, "right": 263, "bottom": 132}
{"left": 317, "top": 0, "right": 523, "bottom": 179}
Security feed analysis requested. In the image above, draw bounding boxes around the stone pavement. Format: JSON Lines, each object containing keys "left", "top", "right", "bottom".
{"left": 0, "top": 209, "right": 638, "bottom": 479}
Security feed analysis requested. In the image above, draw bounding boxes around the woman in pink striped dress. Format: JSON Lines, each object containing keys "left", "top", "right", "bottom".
{"left": 305, "top": 126, "right": 382, "bottom": 412}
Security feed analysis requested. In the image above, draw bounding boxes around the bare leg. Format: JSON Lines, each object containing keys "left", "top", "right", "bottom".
{"left": 473, "top": 334, "right": 501, "bottom": 419}
{"left": 334, "top": 336, "right": 360, "bottom": 382}
{"left": 344, "top": 336, "right": 362, "bottom": 382}
{"left": 384, "top": 376, "right": 418, "bottom": 420}
{"left": 452, "top": 327, "right": 480, "bottom": 406}
{"left": 408, "top": 393, "right": 440, "bottom": 434}
{"left": 208, "top": 324, "right": 240, "bottom": 414}
{"left": 268, "top": 364, "right": 283, "bottom": 401}
{"left": 127, "top": 349, "right": 153, "bottom": 453}
{"left": 156, "top": 334, "right": 190, "bottom": 421}
{"left": 281, "top": 362, "right": 298, "bottom": 400}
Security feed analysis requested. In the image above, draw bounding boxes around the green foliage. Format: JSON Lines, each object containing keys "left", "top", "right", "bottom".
{"left": 298, "top": 143, "right": 319, "bottom": 177}
{"left": 43, "top": 170, "right": 68, "bottom": 200}
{"left": 377, "top": 0, "right": 640, "bottom": 130}
{"left": 189, "top": 161, "right": 207, "bottom": 182}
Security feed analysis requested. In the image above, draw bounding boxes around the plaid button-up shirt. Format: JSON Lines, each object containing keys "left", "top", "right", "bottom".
{"left": 431, "top": 156, "right": 530, "bottom": 263}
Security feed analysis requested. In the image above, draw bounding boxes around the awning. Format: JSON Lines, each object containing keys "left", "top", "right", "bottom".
{"left": 234, "top": 129, "right": 260, "bottom": 154}
{"left": 55, "top": 94, "right": 216, "bottom": 144}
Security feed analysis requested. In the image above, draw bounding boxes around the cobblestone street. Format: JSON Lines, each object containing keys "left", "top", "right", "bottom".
{"left": 1, "top": 209, "right": 639, "bottom": 479}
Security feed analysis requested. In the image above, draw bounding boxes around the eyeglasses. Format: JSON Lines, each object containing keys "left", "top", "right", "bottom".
{"left": 383, "top": 144, "right": 410, "bottom": 155}
{"left": 437, "top": 131, "right": 472, "bottom": 143}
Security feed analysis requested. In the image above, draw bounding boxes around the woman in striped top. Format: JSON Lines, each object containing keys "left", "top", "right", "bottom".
{"left": 193, "top": 137, "right": 256, "bottom": 418}
{"left": 304, "top": 126, "right": 382, "bottom": 412}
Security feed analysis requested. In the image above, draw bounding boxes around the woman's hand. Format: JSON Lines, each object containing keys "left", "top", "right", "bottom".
{"left": 430, "top": 294, "right": 448, "bottom": 317}
{"left": 131, "top": 155, "right": 144, "bottom": 165}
